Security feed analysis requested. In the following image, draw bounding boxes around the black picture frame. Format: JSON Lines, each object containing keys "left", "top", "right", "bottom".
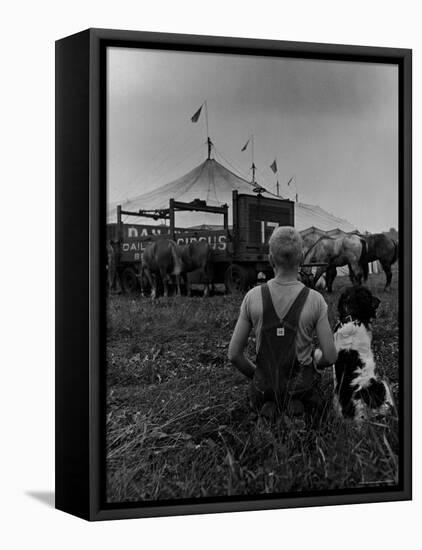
{"left": 55, "top": 28, "right": 412, "bottom": 521}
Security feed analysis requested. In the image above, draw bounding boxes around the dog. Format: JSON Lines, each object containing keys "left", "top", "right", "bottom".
{"left": 331, "top": 286, "right": 394, "bottom": 423}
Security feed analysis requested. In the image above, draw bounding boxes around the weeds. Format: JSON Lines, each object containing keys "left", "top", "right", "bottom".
{"left": 106, "top": 273, "right": 399, "bottom": 502}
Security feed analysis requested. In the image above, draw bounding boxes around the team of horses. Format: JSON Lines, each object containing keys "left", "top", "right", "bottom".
{"left": 141, "top": 239, "right": 213, "bottom": 298}
{"left": 107, "top": 232, "right": 398, "bottom": 297}
{"left": 301, "top": 232, "right": 398, "bottom": 292}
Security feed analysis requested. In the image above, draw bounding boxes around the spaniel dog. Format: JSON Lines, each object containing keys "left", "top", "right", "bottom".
{"left": 331, "top": 286, "right": 394, "bottom": 422}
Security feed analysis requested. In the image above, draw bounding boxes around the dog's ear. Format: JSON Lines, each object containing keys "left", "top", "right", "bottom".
{"left": 371, "top": 296, "right": 381, "bottom": 310}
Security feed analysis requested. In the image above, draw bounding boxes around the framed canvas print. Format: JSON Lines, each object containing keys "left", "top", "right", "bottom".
{"left": 55, "top": 28, "right": 412, "bottom": 521}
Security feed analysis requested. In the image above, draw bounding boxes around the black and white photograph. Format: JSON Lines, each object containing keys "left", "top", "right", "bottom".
{"left": 3, "top": 0, "right": 420, "bottom": 542}
{"left": 105, "top": 44, "right": 403, "bottom": 505}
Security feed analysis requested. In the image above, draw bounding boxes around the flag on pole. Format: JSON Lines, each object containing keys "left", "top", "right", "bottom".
{"left": 241, "top": 138, "right": 250, "bottom": 152}
{"left": 286, "top": 176, "right": 294, "bottom": 187}
{"left": 270, "top": 159, "right": 278, "bottom": 174}
{"left": 191, "top": 104, "right": 203, "bottom": 123}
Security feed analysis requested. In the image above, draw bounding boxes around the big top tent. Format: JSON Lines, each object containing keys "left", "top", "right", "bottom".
{"left": 107, "top": 157, "right": 357, "bottom": 234}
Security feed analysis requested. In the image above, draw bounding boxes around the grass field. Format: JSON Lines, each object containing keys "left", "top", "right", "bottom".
{"left": 106, "top": 272, "right": 399, "bottom": 503}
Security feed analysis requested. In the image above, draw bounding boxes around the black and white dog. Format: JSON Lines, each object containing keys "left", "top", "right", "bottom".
{"left": 330, "top": 286, "right": 394, "bottom": 422}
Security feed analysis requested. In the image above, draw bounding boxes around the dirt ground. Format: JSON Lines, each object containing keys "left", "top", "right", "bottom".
{"left": 106, "top": 271, "right": 399, "bottom": 503}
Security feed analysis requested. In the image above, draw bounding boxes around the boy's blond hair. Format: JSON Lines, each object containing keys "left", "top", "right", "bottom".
{"left": 268, "top": 226, "right": 303, "bottom": 269}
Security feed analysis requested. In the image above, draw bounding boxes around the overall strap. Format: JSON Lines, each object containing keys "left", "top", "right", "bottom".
{"left": 283, "top": 286, "right": 310, "bottom": 328}
{"left": 260, "top": 283, "right": 280, "bottom": 327}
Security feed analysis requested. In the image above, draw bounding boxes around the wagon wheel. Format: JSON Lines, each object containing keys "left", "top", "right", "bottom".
{"left": 224, "top": 264, "right": 250, "bottom": 294}
{"left": 120, "top": 267, "right": 138, "bottom": 294}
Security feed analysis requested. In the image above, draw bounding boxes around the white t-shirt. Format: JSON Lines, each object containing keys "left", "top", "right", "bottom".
{"left": 239, "top": 278, "right": 328, "bottom": 365}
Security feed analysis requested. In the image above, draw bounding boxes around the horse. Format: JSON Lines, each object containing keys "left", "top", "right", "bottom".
{"left": 178, "top": 240, "right": 214, "bottom": 297}
{"left": 141, "top": 238, "right": 183, "bottom": 299}
{"left": 301, "top": 230, "right": 326, "bottom": 256}
{"left": 361, "top": 233, "right": 398, "bottom": 291}
{"left": 302, "top": 234, "right": 367, "bottom": 293}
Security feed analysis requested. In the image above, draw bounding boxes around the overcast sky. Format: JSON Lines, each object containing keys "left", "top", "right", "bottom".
{"left": 107, "top": 47, "right": 398, "bottom": 232}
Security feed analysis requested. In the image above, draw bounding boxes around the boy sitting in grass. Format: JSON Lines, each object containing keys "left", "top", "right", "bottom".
{"left": 228, "top": 226, "right": 337, "bottom": 420}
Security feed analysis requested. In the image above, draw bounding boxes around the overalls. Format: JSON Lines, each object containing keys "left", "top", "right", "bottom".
{"left": 250, "top": 283, "right": 319, "bottom": 414}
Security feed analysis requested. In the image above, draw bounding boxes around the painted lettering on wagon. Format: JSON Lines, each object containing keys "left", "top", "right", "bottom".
{"left": 176, "top": 235, "right": 226, "bottom": 250}
{"left": 121, "top": 234, "right": 227, "bottom": 254}
{"left": 127, "top": 226, "right": 168, "bottom": 238}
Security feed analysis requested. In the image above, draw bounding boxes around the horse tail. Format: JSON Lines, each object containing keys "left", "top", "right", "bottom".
{"left": 170, "top": 240, "right": 183, "bottom": 276}
{"left": 359, "top": 238, "right": 369, "bottom": 281}
{"left": 391, "top": 239, "right": 399, "bottom": 265}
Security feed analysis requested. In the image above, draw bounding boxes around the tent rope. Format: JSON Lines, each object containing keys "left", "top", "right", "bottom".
{"left": 213, "top": 146, "right": 253, "bottom": 184}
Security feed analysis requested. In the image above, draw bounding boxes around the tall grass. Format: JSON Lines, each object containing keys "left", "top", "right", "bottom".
{"left": 106, "top": 273, "right": 399, "bottom": 502}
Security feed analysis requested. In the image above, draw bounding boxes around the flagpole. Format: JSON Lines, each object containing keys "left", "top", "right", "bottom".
{"left": 294, "top": 176, "right": 299, "bottom": 202}
{"left": 290, "top": 175, "right": 298, "bottom": 202}
{"left": 204, "top": 100, "right": 209, "bottom": 140}
{"left": 241, "top": 134, "right": 256, "bottom": 184}
{"left": 203, "top": 101, "right": 213, "bottom": 159}
{"left": 288, "top": 175, "right": 298, "bottom": 202}
{"left": 191, "top": 102, "right": 212, "bottom": 160}
{"left": 270, "top": 157, "right": 279, "bottom": 196}
{"left": 251, "top": 134, "right": 255, "bottom": 184}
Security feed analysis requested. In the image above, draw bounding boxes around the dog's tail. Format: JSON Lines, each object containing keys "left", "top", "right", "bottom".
{"left": 359, "top": 238, "right": 369, "bottom": 281}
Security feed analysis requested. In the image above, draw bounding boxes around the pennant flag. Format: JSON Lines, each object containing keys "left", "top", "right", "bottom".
{"left": 191, "top": 105, "right": 203, "bottom": 123}
{"left": 241, "top": 138, "right": 250, "bottom": 152}
{"left": 286, "top": 176, "right": 294, "bottom": 187}
{"left": 270, "top": 159, "right": 278, "bottom": 174}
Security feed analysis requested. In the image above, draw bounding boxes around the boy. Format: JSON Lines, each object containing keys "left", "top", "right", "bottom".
{"left": 228, "top": 226, "right": 337, "bottom": 418}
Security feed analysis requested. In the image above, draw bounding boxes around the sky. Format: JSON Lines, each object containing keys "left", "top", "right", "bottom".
{"left": 107, "top": 47, "right": 398, "bottom": 233}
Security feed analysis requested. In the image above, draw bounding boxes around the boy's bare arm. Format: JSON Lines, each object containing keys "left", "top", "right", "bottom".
{"left": 228, "top": 317, "right": 256, "bottom": 379}
{"left": 315, "top": 314, "right": 337, "bottom": 366}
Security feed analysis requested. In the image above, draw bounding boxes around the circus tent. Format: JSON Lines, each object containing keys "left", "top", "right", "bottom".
{"left": 107, "top": 158, "right": 357, "bottom": 233}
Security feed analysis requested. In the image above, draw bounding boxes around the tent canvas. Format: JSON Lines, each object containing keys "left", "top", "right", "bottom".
{"left": 107, "top": 158, "right": 357, "bottom": 234}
